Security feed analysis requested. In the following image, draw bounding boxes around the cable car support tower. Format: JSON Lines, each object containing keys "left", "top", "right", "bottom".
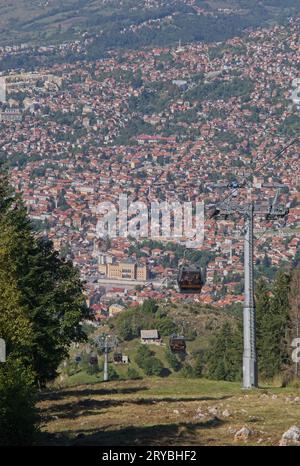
{"left": 93, "top": 334, "right": 118, "bottom": 382}
{"left": 212, "top": 191, "right": 289, "bottom": 388}
{"left": 210, "top": 138, "right": 299, "bottom": 388}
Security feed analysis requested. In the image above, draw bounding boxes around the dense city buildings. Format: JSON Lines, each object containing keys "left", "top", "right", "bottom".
{"left": 0, "top": 17, "right": 299, "bottom": 311}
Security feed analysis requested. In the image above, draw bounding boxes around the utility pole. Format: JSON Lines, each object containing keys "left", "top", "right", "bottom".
{"left": 212, "top": 189, "right": 288, "bottom": 389}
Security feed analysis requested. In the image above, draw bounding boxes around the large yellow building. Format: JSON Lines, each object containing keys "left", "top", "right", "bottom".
{"left": 109, "top": 304, "right": 126, "bottom": 317}
{"left": 99, "top": 259, "right": 148, "bottom": 281}
{"left": 3, "top": 72, "right": 62, "bottom": 90}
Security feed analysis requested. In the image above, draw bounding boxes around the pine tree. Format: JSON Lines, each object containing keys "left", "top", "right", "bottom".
{"left": 287, "top": 267, "right": 300, "bottom": 379}
{"left": 270, "top": 271, "right": 291, "bottom": 371}
{"left": 288, "top": 267, "right": 300, "bottom": 357}
{"left": 194, "top": 354, "right": 203, "bottom": 377}
{"left": 206, "top": 321, "right": 242, "bottom": 381}
{"left": 256, "top": 272, "right": 291, "bottom": 379}
{"left": 256, "top": 278, "right": 272, "bottom": 377}
{"left": 165, "top": 347, "right": 181, "bottom": 372}
{"left": 0, "top": 173, "right": 90, "bottom": 386}
{"left": 0, "top": 174, "right": 33, "bottom": 356}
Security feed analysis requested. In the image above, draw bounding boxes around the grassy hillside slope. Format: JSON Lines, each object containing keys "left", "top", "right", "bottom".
{"left": 56, "top": 303, "right": 240, "bottom": 387}
{"left": 39, "top": 377, "right": 300, "bottom": 446}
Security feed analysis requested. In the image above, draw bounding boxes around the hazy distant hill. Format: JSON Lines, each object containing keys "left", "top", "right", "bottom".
{"left": 0, "top": 0, "right": 299, "bottom": 48}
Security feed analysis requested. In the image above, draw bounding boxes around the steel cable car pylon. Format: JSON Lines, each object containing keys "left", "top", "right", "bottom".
{"left": 210, "top": 138, "right": 299, "bottom": 388}
{"left": 243, "top": 203, "right": 258, "bottom": 388}
{"left": 93, "top": 334, "right": 118, "bottom": 382}
{"left": 211, "top": 194, "right": 289, "bottom": 388}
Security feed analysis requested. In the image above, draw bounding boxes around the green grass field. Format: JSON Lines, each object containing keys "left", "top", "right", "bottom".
{"left": 38, "top": 377, "right": 300, "bottom": 446}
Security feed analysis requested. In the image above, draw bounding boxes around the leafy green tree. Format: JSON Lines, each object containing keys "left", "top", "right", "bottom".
{"left": 114, "top": 308, "right": 142, "bottom": 341}
{"left": 141, "top": 299, "right": 158, "bottom": 314}
{"left": 0, "top": 358, "right": 39, "bottom": 445}
{"left": 118, "top": 316, "right": 134, "bottom": 341}
{"left": 155, "top": 316, "right": 176, "bottom": 336}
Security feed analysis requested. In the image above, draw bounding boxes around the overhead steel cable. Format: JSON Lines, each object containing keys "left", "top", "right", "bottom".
{"left": 207, "top": 136, "right": 300, "bottom": 221}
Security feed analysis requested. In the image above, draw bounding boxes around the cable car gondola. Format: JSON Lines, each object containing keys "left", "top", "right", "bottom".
{"left": 177, "top": 265, "right": 204, "bottom": 294}
{"left": 169, "top": 334, "right": 186, "bottom": 353}
{"left": 74, "top": 353, "right": 82, "bottom": 363}
{"left": 113, "top": 352, "right": 123, "bottom": 363}
{"left": 89, "top": 354, "right": 98, "bottom": 365}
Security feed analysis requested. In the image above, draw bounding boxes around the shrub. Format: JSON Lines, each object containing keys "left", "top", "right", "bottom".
{"left": 143, "top": 357, "right": 164, "bottom": 377}
{"left": 165, "top": 348, "right": 182, "bottom": 372}
{"left": 108, "top": 365, "right": 119, "bottom": 380}
{"left": 127, "top": 367, "right": 141, "bottom": 380}
{"left": 180, "top": 364, "right": 196, "bottom": 378}
{"left": 135, "top": 345, "right": 164, "bottom": 376}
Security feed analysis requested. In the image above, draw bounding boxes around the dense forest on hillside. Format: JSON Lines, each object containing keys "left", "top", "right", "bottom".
{"left": 0, "top": 0, "right": 299, "bottom": 50}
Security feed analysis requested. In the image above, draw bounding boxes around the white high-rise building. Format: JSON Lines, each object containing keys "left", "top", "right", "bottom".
{"left": 0, "top": 77, "right": 6, "bottom": 103}
{"left": 292, "top": 78, "right": 300, "bottom": 106}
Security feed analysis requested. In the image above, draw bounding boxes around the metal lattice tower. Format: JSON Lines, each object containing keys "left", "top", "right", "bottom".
{"left": 93, "top": 334, "right": 118, "bottom": 382}
{"left": 243, "top": 203, "right": 257, "bottom": 388}
{"left": 212, "top": 191, "right": 289, "bottom": 388}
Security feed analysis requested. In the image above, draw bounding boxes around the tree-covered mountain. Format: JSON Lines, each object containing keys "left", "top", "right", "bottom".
{"left": 0, "top": 0, "right": 299, "bottom": 48}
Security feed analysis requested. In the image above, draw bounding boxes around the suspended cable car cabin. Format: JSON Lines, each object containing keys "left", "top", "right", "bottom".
{"left": 177, "top": 265, "right": 204, "bottom": 294}
{"left": 89, "top": 354, "right": 98, "bottom": 365}
{"left": 169, "top": 334, "right": 186, "bottom": 353}
{"left": 113, "top": 352, "right": 123, "bottom": 363}
{"left": 74, "top": 354, "right": 82, "bottom": 363}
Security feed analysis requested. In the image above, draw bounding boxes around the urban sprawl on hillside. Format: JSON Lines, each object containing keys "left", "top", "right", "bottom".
{"left": 0, "top": 17, "right": 299, "bottom": 317}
